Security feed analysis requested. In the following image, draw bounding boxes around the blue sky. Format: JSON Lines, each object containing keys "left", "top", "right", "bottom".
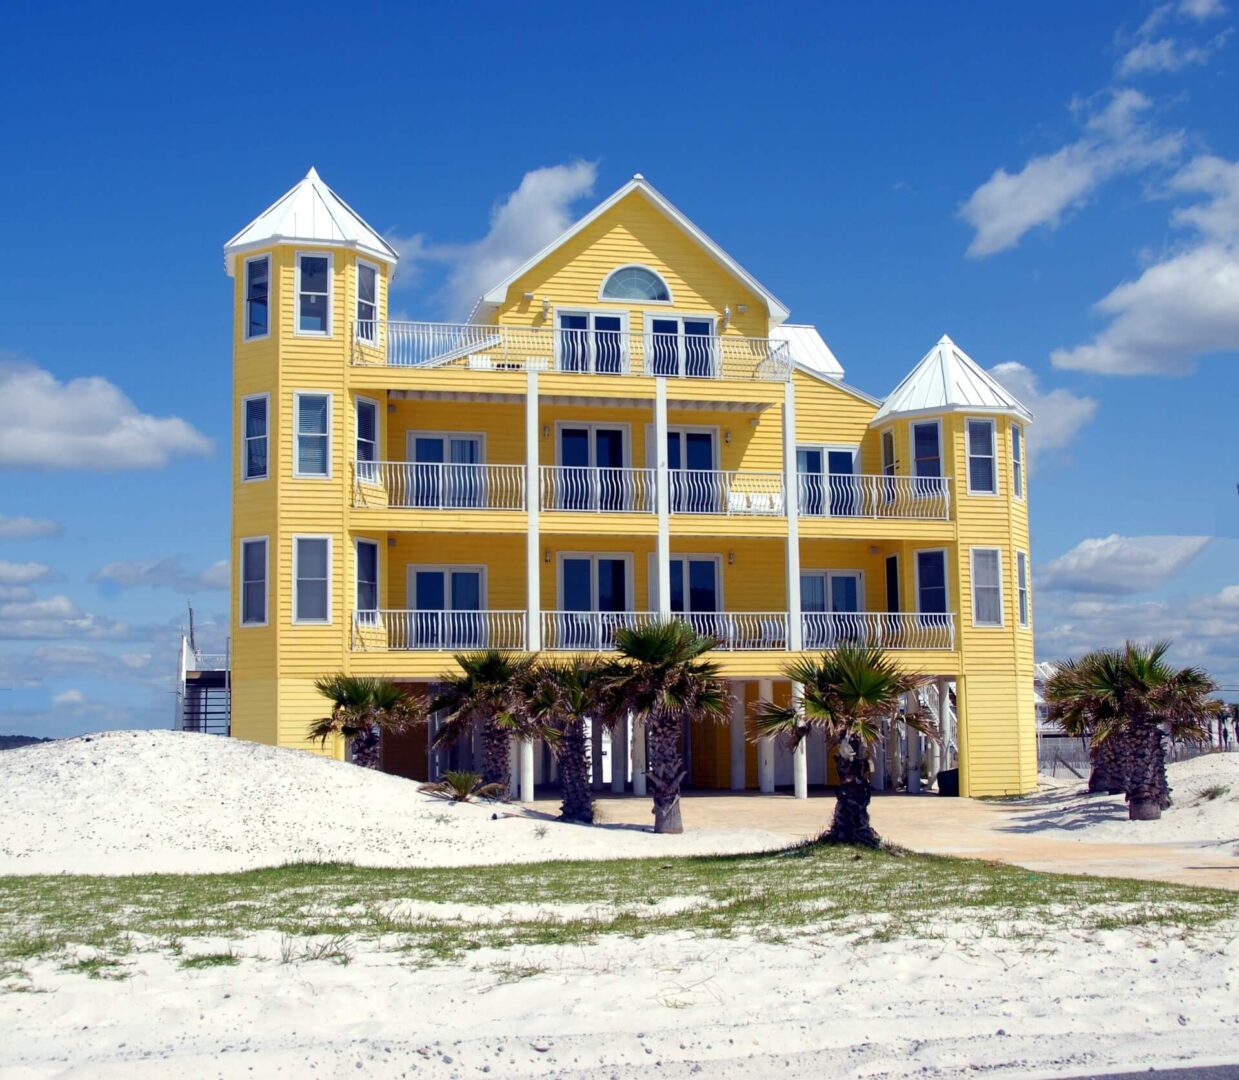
{"left": 1, "top": 0, "right": 1237, "bottom": 735}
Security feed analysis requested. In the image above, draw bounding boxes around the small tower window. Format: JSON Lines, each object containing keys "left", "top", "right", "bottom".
{"left": 601, "top": 266, "right": 670, "bottom": 302}
{"left": 244, "top": 256, "right": 269, "bottom": 340}
{"left": 356, "top": 262, "right": 378, "bottom": 344}
{"left": 297, "top": 253, "right": 332, "bottom": 335}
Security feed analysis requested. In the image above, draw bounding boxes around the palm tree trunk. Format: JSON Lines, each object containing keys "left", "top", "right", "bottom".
{"left": 646, "top": 711, "right": 685, "bottom": 834}
{"left": 825, "top": 734, "right": 881, "bottom": 847}
{"left": 556, "top": 721, "right": 593, "bottom": 824}
{"left": 1125, "top": 722, "right": 1164, "bottom": 820}
{"left": 1087, "top": 735, "right": 1125, "bottom": 794}
{"left": 351, "top": 726, "right": 381, "bottom": 770}
{"left": 480, "top": 719, "right": 511, "bottom": 793}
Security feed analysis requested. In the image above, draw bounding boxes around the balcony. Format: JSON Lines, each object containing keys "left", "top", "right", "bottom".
{"left": 801, "top": 612, "right": 955, "bottom": 651}
{"left": 352, "top": 321, "right": 793, "bottom": 382}
{"left": 352, "top": 609, "right": 527, "bottom": 651}
{"left": 670, "top": 470, "right": 784, "bottom": 515}
{"left": 540, "top": 466, "right": 656, "bottom": 512}
{"left": 353, "top": 462, "right": 526, "bottom": 511}
{"left": 797, "top": 474, "right": 951, "bottom": 520}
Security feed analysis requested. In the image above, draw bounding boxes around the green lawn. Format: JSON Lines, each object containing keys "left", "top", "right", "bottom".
{"left": 2, "top": 844, "right": 1236, "bottom": 987}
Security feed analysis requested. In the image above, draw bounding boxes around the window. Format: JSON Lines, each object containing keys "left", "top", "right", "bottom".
{"left": 971, "top": 548, "right": 1003, "bottom": 627}
{"left": 557, "top": 312, "right": 627, "bottom": 373}
{"left": 242, "top": 394, "right": 268, "bottom": 480}
{"left": 647, "top": 316, "right": 715, "bottom": 377}
{"left": 356, "top": 539, "right": 379, "bottom": 624}
{"left": 966, "top": 419, "right": 997, "bottom": 495}
{"left": 296, "top": 253, "right": 331, "bottom": 334}
{"left": 912, "top": 421, "right": 941, "bottom": 478}
{"left": 294, "top": 392, "right": 330, "bottom": 477}
{"left": 240, "top": 537, "right": 267, "bottom": 626}
{"left": 293, "top": 537, "right": 331, "bottom": 623}
{"left": 407, "top": 431, "right": 484, "bottom": 508}
{"left": 881, "top": 430, "right": 896, "bottom": 476}
{"left": 916, "top": 550, "right": 947, "bottom": 615}
{"left": 244, "top": 256, "right": 269, "bottom": 340}
{"left": 885, "top": 555, "right": 900, "bottom": 612}
{"left": 409, "top": 565, "right": 485, "bottom": 648}
{"left": 796, "top": 446, "right": 860, "bottom": 516}
{"left": 1017, "top": 550, "right": 1030, "bottom": 627}
{"left": 1012, "top": 424, "right": 1024, "bottom": 499}
{"left": 601, "top": 265, "right": 670, "bottom": 302}
{"left": 355, "top": 397, "right": 378, "bottom": 483}
{"left": 356, "top": 261, "right": 378, "bottom": 343}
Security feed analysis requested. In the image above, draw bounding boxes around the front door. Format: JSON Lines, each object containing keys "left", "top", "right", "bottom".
{"left": 409, "top": 567, "right": 483, "bottom": 648}
{"left": 667, "top": 429, "right": 717, "bottom": 512}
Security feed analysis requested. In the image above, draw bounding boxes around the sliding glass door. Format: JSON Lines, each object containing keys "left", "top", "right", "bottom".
{"left": 802, "top": 570, "right": 863, "bottom": 647}
{"left": 559, "top": 425, "right": 627, "bottom": 510}
{"left": 408, "top": 566, "right": 484, "bottom": 648}
{"left": 406, "top": 433, "right": 483, "bottom": 509}
{"left": 560, "top": 555, "right": 630, "bottom": 648}
{"left": 667, "top": 429, "right": 717, "bottom": 512}
{"left": 648, "top": 317, "right": 715, "bottom": 377}
{"left": 557, "top": 313, "right": 626, "bottom": 373}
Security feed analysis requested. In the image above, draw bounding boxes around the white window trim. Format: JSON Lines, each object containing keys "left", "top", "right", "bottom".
{"left": 552, "top": 307, "right": 632, "bottom": 374}
{"left": 355, "top": 538, "right": 381, "bottom": 615}
{"left": 965, "top": 417, "right": 999, "bottom": 496}
{"left": 647, "top": 424, "right": 722, "bottom": 470}
{"left": 292, "top": 535, "right": 333, "bottom": 625}
{"left": 294, "top": 250, "right": 333, "bottom": 337}
{"left": 1017, "top": 550, "right": 1030, "bottom": 628}
{"left": 642, "top": 312, "right": 721, "bottom": 377}
{"left": 293, "top": 390, "right": 333, "bottom": 479}
{"left": 407, "top": 564, "right": 489, "bottom": 610}
{"left": 554, "top": 420, "right": 632, "bottom": 467}
{"left": 355, "top": 259, "right": 380, "bottom": 344}
{"left": 913, "top": 548, "right": 949, "bottom": 616}
{"left": 598, "top": 264, "right": 674, "bottom": 305}
{"left": 239, "top": 536, "right": 269, "bottom": 628}
{"left": 241, "top": 392, "right": 269, "bottom": 483}
{"left": 796, "top": 444, "right": 861, "bottom": 474}
{"left": 243, "top": 254, "right": 271, "bottom": 342}
{"left": 355, "top": 395, "right": 380, "bottom": 464}
{"left": 405, "top": 429, "right": 487, "bottom": 463}
{"left": 800, "top": 568, "right": 867, "bottom": 612}
{"left": 910, "top": 418, "right": 943, "bottom": 479}
{"left": 556, "top": 552, "right": 635, "bottom": 611}
{"left": 970, "top": 546, "right": 1005, "bottom": 628}
{"left": 1012, "top": 423, "right": 1025, "bottom": 500}
{"left": 648, "top": 553, "right": 725, "bottom": 611}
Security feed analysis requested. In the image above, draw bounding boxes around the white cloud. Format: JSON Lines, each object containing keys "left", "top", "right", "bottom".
{"left": 52, "top": 689, "right": 85, "bottom": 707}
{"left": 987, "top": 363, "right": 1097, "bottom": 468}
{"left": 1118, "top": 32, "right": 1229, "bottom": 75}
{"left": 0, "top": 514, "right": 62, "bottom": 539}
{"left": 0, "top": 595, "right": 127, "bottom": 640}
{"left": 0, "top": 585, "right": 34, "bottom": 602}
{"left": 90, "top": 557, "right": 228, "bottom": 593}
{"left": 1052, "top": 155, "right": 1239, "bottom": 374}
{"left": 1039, "top": 534, "right": 1211, "bottom": 594}
{"left": 389, "top": 161, "right": 598, "bottom": 319}
{"left": 0, "top": 561, "right": 52, "bottom": 586}
{"left": 960, "top": 90, "right": 1183, "bottom": 257}
{"left": 0, "top": 361, "right": 212, "bottom": 470}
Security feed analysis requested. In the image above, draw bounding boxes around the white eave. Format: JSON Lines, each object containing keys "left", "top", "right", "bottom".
{"left": 473, "top": 174, "right": 791, "bottom": 325}
{"left": 223, "top": 167, "right": 398, "bottom": 276}
{"left": 870, "top": 335, "right": 1033, "bottom": 426}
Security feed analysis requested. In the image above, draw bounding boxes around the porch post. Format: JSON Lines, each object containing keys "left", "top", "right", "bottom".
{"left": 757, "top": 677, "right": 775, "bottom": 793}
{"left": 519, "top": 739, "right": 536, "bottom": 802}
{"left": 792, "top": 680, "right": 807, "bottom": 799}
{"left": 631, "top": 712, "right": 647, "bottom": 796}
{"left": 611, "top": 712, "right": 628, "bottom": 793}
{"left": 782, "top": 379, "right": 803, "bottom": 650}
{"left": 525, "top": 370, "right": 541, "bottom": 650}
{"left": 654, "top": 378, "right": 671, "bottom": 618}
{"left": 729, "top": 681, "right": 747, "bottom": 790}
{"left": 509, "top": 738, "right": 520, "bottom": 799}
{"left": 905, "top": 691, "right": 922, "bottom": 794}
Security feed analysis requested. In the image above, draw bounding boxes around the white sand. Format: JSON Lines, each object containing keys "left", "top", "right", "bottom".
{"left": 1008, "top": 753, "right": 1239, "bottom": 852}
{"left": 0, "top": 730, "right": 786, "bottom": 875}
{"left": 2, "top": 920, "right": 1237, "bottom": 1078}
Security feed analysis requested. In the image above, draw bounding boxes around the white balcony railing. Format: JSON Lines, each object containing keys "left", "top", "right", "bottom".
{"left": 670, "top": 469, "right": 785, "bottom": 515}
{"left": 539, "top": 466, "right": 656, "bottom": 513}
{"left": 801, "top": 612, "right": 956, "bottom": 651}
{"left": 541, "top": 611, "right": 656, "bottom": 650}
{"left": 352, "top": 461, "right": 526, "bottom": 511}
{"left": 351, "top": 610, "right": 527, "bottom": 651}
{"left": 797, "top": 474, "right": 951, "bottom": 520}
{"left": 674, "top": 611, "right": 790, "bottom": 650}
{"left": 353, "top": 321, "right": 793, "bottom": 382}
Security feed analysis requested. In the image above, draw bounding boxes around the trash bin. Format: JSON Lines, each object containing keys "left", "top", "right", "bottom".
{"left": 936, "top": 768, "right": 959, "bottom": 797}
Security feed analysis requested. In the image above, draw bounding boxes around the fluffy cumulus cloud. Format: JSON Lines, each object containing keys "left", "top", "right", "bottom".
{"left": 0, "top": 595, "right": 127, "bottom": 640}
{"left": 90, "top": 557, "right": 228, "bottom": 593}
{"left": 0, "top": 562, "right": 53, "bottom": 586}
{"left": 1119, "top": 0, "right": 1230, "bottom": 75}
{"left": 1039, "top": 534, "right": 1211, "bottom": 594}
{"left": 52, "top": 689, "right": 85, "bottom": 707}
{"left": 986, "top": 363, "right": 1097, "bottom": 468}
{"left": 959, "top": 90, "right": 1183, "bottom": 257}
{"left": 389, "top": 161, "right": 598, "bottom": 319}
{"left": 0, "top": 360, "right": 212, "bottom": 470}
{"left": 1052, "top": 155, "right": 1239, "bottom": 374}
{"left": 0, "top": 514, "right": 61, "bottom": 539}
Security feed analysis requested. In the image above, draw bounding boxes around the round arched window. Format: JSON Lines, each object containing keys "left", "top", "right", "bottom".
{"left": 601, "top": 266, "right": 671, "bottom": 302}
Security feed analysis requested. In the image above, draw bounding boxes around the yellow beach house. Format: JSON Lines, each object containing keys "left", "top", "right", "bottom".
{"left": 220, "top": 168, "right": 1036, "bottom": 798}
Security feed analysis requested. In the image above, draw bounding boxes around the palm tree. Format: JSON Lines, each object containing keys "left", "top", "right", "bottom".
{"left": 1044, "top": 657, "right": 1127, "bottom": 795}
{"left": 430, "top": 650, "right": 536, "bottom": 791}
{"left": 514, "top": 658, "right": 609, "bottom": 824}
{"left": 605, "top": 620, "right": 729, "bottom": 834}
{"left": 310, "top": 675, "right": 424, "bottom": 769}
{"left": 753, "top": 644, "right": 932, "bottom": 848}
{"left": 1044, "top": 642, "right": 1217, "bottom": 820}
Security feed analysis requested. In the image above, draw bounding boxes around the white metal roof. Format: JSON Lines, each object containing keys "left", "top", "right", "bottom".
{"left": 223, "top": 167, "right": 398, "bottom": 275}
{"left": 771, "top": 323, "right": 844, "bottom": 379}
{"left": 871, "top": 335, "right": 1033, "bottom": 425}
{"left": 475, "top": 174, "right": 791, "bottom": 325}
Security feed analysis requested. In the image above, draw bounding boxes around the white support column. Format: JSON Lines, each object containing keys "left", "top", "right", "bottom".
{"left": 792, "top": 681, "right": 807, "bottom": 799}
{"left": 519, "top": 739, "right": 536, "bottom": 802}
{"left": 782, "top": 380, "right": 802, "bottom": 651}
{"left": 757, "top": 677, "right": 775, "bottom": 793}
{"left": 729, "top": 682, "right": 747, "bottom": 791}
{"left": 906, "top": 693, "right": 922, "bottom": 794}
{"left": 525, "top": 370, "right": 541, "bottom": 650}
{"left": 654, "top": 378, "right": 671, "bottom": 618}
{"left": 509, "top": 738, "right": 520, "bottom": 799}
{"left": 631, "top": 714, "right": 647, "bottom": 796}
{"left": 938, "top": 677, "right": 953, "bottom": 766}
{"left": 611, "top": 713, "right": 628, "bottom": 793}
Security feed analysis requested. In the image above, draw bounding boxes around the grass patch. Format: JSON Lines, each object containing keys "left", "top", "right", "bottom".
{"left": 60, "top": 957, "right": 129, "bottom": 980}
{"left": 1194, "top": 783, "right": 1231, "bottom": 803}
{"left": 1, "top": 843, "right": 1236, "bottom": 991}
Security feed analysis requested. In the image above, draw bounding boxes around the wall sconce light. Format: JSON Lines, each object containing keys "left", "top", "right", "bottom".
{"left": 386, "top": 403, "right": 396, "bottom": 413}
{"left": 868, "top": 545, "right": 881, "bottom": 556}
{"left": 544, "top": 548, "right": 552, "bottom": 563}
{"left": 737, "top": 303, "right": 747, "bottom": 314}
{"left": 541, "top": 297, "right": 550, "bottom": 318}
{"left": 542, "top": 423, "right": 550, "bottom": 438}
{"left": 724, "top": 429, "right": 731, "bottom": 444}
{"left": 522, "top": 291, "right": 535, "bottom": 302}
{"left": 727, "top": 550, "right": 735, "bottom": 566}
{"left": 722, "top": 305, "right": 731, "bottom": 328}
{"left": 387, "top": 538, "right": 396, "bottom": 548}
